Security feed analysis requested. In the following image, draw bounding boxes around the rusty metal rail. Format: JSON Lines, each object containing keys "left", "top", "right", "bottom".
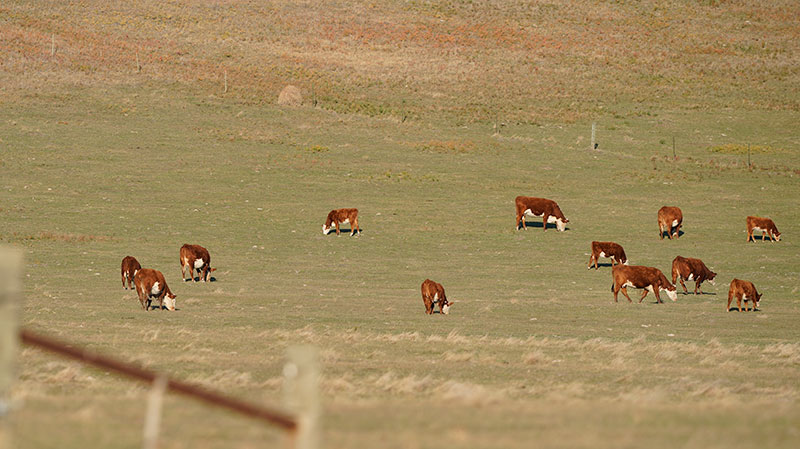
{"left": 19, "top": 329, "right": 298, "bottom": 432}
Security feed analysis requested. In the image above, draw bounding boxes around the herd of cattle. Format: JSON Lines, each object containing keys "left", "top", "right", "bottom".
{"left": 121, "top": 197, "right": 780, "bottom": 314}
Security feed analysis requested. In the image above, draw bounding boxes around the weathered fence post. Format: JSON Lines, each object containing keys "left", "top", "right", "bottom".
{"left": 0, "top": 248, "right": 23, "bottom": 449}
{"left": 142, "top": 374, "right": 168, "bottom": 449}
{"left": 283, "top": 346, "right": 320, "bottom": 449}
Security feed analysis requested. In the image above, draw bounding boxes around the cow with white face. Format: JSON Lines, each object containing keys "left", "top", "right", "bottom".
{"left": 323, "top": 208, "right": 360, "bottom": 236}
{"left": 421, "top": 279, "right": 452, "bottom": 315}
{"left": 727, "top": 279, "right": 762, "bottom": 312}
{"left": 133, "top": 268, "right": 176, "bottom": 311}
{"left": 611, "top": 265, "right": 678, "bottom": 303}
{"left": 515, "top": 196, "right": 569, "bottom": 232}
{"left": 180, "top": 244, "right": 216, "bottom": 282}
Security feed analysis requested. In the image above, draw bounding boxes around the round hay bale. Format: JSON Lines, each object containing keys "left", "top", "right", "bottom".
{"left": 277, "top": 85, "right": 302, "bottom": 106}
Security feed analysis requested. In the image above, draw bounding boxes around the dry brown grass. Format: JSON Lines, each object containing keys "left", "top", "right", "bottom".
{"left": 2, "top": 1, "right": 798, "bottom": 123}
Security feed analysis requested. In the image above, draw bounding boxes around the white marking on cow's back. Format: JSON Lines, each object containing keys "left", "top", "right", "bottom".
{"left": 672, "top": 219, "right": 679, "bottom": 227}
{"left": 194, "top": 259, "right": 204, "bottom": 269}
{"left": 151, "top": 282, "right": 161, "bottom": 295}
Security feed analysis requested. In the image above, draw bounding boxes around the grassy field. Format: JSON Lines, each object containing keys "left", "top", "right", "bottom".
{"left": 2, "top": 1, "right": 800, "bottom": 448}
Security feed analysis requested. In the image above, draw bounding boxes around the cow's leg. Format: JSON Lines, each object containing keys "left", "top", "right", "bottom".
{"left": 588, "top": 254, "right": 596, "bottom": 270}
{"left": 542, "top": 215, "right": 548, "bottom": 231}
{"left": 424, "top": 296, "right": 433, "bottom": 314}
{"left": 747, "top": 230, "right": 752, "bottom": 242}
{"left": 694, "top": 280, "right": 702, "bottom": 295}
{"left": 613, "top": 284, "right": 620, "bottom": 302}
{"left": 181, "top": 262, "right": 187, "bottom": 282}
{"left": 200, "top": 265, "right": 208, "bottom": 282}
{"left": 737, "top": 296, "right": 743, "bottom": 312}
{"left": 620, "top": 287, "right": 632, "bottom": 303}
{"left": 675, "top": 223, "right": 682, "bottom": 238}
{"left": 659, "top": 222, "right": 664, "bottom": 240}
{"left": 122, "top": 271, "right": 126, "bottom": 289}
{"left": 353, "top": 217, "right": 360, "bottom": 236}
{"left": 639, "top": 289, "right": 649, "bottom": 303}
{"left": 335, "top": 222, "right": 340, "bottom": 235}
{"left": 727, "top": 291, "right": 734, "bottom": 311}
{"left": 653, "top": 289, "right": 663, "bottom": 304}
{"left": 679, "top": 278, "right": 688, "bottom": 294}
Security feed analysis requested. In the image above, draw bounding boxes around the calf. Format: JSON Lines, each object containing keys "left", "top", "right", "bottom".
{"left": 587, "top": 241, "right": 627, "bottom": 270}
{"left": 323, "top": 208, "right": 360, "bottom": 236}
{"left": 421, "top": 279, "right": 451, "bottom": 315}
{"left": 671, "top": 256, "right": 717, "bottom": 295}
{"left": 120, "top": 256, "right": 141, "bottom": 290}
{"left": 746, "top": 216, "right": 781, "bottom": 242}
{"left": 658, "top": 206, "right": 683, "bottom": 239}
{"left": 133, "top": 268, "right": 176, "bottom": 311}
{"left": 727, "top": 279, "right": 762, "bottom": 312}
{"left": 180, "top": 244, "right": 216, "bottom": 282}
{"left": 611, "top": 265, "right": 677, "bottom": 303}
{"left": 515, "top": 196, "right": 568, "bottom": 231}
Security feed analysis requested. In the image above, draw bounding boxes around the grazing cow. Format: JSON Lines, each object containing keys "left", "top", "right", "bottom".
{"left": 180, "top": 244, "right": 216, "bottom": 282}
{"left": 587, "top": 241, "right": 628, "bottom": 270}
{"left": 515, "top": 196, "right": 569, "bottom": 231}
{"left": 133, "top": 268, "right": 176, "bottom": 311}
{"left": 746, "top": 216, "right": 781, "bottom": 242}
{"left": 658, "top": 206, "right": 683, "bottom": 239}
{"left": 671, "top": 256, "right": 717, "bottom": 295}
{"left": 120, "top": 256, "right": 141, "bottom": 290}
{"left": 611, "top": 265, "right": 678, "bottom": 303}
{"left": 727, "top": 279, "right": 762, "bottom": 312}
{"left": 323, "top": 208, "right": 360, "bottom": 236}
{"left": 421, "top": 279, "right": 451, "bottom": 315}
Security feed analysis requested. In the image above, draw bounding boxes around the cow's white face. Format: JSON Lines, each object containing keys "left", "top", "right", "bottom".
{"left": 708, "top": 279, "right": 716, "bottom": 286}
{"left": 322, "top": 224, "right": 331, "bottom": 235}
{"left": 774, "top": 233, "right": 781, "bottom": 241}
{"left": 164, "top": 295, "right": 176, "bottom": 311}
{"left": 556, "top": 218, "right": 567, "bottom": 232}
{"left": 623, "top": 260, "right": 629, "bottom": 265}
{"left": 442, "top": 303, "right": 450, "bottom": 315}
{"left": 665, "top": 288, "right": 678, "bottom": 302}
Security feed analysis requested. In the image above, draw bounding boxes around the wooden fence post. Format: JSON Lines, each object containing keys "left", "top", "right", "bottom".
{"left": 283, "top": 346, "right": 320, "bottom": 449}
{"left": 0, "top": 247, "right": 23, "bottom": 449}
{"left": 142, "top": 374, "right": 168, "bottom": 449}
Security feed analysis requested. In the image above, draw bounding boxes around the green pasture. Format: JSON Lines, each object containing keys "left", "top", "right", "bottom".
{"left": 1, "top": 84, "right": 798, "bottom": 448}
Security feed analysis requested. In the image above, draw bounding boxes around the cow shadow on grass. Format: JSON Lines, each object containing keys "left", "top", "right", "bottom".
{"left": 749, "top": 235, "right": 777, "bottom": 242}
{"left": 325, "top": 228, "right": 361, "bottom": 236}
{"left": 679, "top": 291, "right": 717, "bottom": 296}
{"left": 727, "top": 307, "right": 760, "bottom": 312}
{"left": 184, "top": 276, "right": 217, "bottom": 282}
{"left": 659, "top": 230, "right": 685, "bottom": 239}
{"left": 518, "top": 221, "right": 571, "bottom": 231}
{"left": 589, "top": 262, "right": 614, "bottom": 269}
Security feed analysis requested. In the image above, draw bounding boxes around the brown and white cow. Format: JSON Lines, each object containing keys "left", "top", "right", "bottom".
{"left": 746, "top": 216, "right": 781, "bottom": 242}
{"left": 180, "top": 244, "right": 216, "bottom": 282}
{"left": 121, "top": 256, "right": 141, "bottom": 290}
{"left": 515, "top": 196, "right": 568, "bottom": 232}
{"left": 727, "top": 279, "right": 762, "bottom": 312}
{"left": 133, "top": 268, "right": 176, "bottom": 311}
{"left": 671, "top": 256, "right": 717, "bottom": 295}
{"left": 611, "top": 265, "right": 678, "bottom": 303}
{"left": 658, "top": 206, "right": 683, "bottom": 240}
{"left": 421, "top": 279, "right": 452, "bottom": 315}
{"left": 587, "top": 241, "right": 628, "bottom": 270}
{"left": 323, "top": 208, "right": 360, "bottom": 236}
